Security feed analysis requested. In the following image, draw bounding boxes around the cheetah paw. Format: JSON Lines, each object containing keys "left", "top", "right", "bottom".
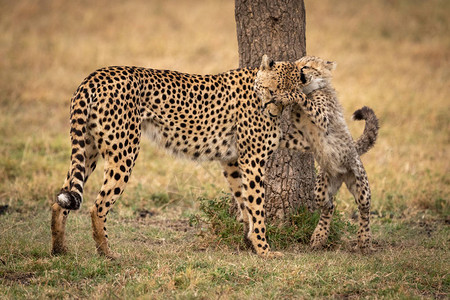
{"left": 358, "top": 244, "right": 375, "bottom": 255}
{"left": 259, "top": 250, "right": 283, "bottom": 258}
{"left": 51, "top": 245, "right": 68, "bottom": 256}
{"left": 310, "top": 235, "right": 327, "bottom": 250}
{"left": 98, "top": 250, "right": 121, "bottom": 260}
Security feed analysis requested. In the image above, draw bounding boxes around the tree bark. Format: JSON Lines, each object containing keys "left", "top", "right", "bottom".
{"left": 235, "top": 0, "right": 315, "bottom": 222}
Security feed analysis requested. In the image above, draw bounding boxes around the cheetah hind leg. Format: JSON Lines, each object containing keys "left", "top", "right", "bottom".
{"left": 345, "top": 169, "right": 373, "bottom": 253}
{"left": 310, "top": 173, "right": 342, "bottom": 250}
{"left": 51, "top": 202, "right": 70, "bottom": 255}
{"left": 90, "top": 154, "right": 136, "bottom": 259}
{"left": 51, "top": 135, "right": 99, "bottom": 255}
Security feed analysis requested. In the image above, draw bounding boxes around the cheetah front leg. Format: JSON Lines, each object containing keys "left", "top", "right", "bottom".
{"left": 278, "top": 130, "right": 311, "bottom": 152}
{"left": 238, "top": 157, "right": 282, "bottom": 258}
{"left": 297, "top": 94, "right": 329, "bottom": 132}
{"left": 264, "top": 91, "right": 329, "bottom": 132}
{"left": 262, "top": 91, "right": 305, "bottom": 114}
{"left": 221, "top": 161, "right": 251, "bottom": 248}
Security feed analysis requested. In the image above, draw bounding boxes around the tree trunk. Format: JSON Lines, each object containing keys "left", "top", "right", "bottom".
{"left": 235, "top": 0, "right": 315, "bottom": 222}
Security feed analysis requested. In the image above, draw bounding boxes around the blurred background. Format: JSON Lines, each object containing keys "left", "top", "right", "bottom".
{"left": 0, "top": 0, "right": 448, "bottom": 218}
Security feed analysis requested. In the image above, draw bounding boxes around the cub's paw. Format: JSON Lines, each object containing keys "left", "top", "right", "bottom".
{"left": 310, "top": 233, "right": 328, "bottom": 250}
{"left": 358, "top": 240, "right": 374, "bottom": 255}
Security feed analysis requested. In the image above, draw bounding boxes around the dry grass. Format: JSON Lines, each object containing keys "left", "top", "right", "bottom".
{"left": 0, "top": 0, "right": 449, "bottom": 298}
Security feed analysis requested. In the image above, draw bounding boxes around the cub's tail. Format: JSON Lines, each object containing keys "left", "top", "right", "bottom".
{"left": 352, "top": 106, "right": 379, "bottom": 156}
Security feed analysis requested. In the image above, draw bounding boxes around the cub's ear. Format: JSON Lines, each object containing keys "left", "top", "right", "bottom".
{"left": 260, "top": 54, "right": 275, "bottom": 70}
{"left": 325, "top": 60, "right": 337, "bottom": 71}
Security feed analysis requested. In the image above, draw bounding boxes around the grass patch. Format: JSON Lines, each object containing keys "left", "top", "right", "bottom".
{"left": 1, "top": 208, "right": 448, "bottom": 299}
{"left": 190, "top": 195, "right": 356, "bottom": 251}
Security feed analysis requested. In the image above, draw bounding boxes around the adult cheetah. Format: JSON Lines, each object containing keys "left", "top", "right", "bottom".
{"left": 52, "top": 64, "right": 314, "bottom": 258}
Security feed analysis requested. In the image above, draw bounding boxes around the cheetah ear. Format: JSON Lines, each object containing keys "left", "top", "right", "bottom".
{"left": 325, "top": 61, "right": 337, "bottom": 71}
{"left": 260, "top": 54, "right": 274, "bottom": 71}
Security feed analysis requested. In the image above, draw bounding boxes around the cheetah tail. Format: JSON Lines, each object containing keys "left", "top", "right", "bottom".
{"left": 352, "top": 106, "right": 379, "bottom": 156}
{"left": 56, "top": 86, "right": 90, "bottom": 210}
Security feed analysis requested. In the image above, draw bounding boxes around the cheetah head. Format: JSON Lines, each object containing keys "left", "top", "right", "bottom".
{"left": 294, "top": 56, "right": 336, "bottom": 94}
{"left": 254, "top": 55, "right": 337, "bottom": 102}
{"left": 254, "top": 54, "right": 304, "bottom": 106}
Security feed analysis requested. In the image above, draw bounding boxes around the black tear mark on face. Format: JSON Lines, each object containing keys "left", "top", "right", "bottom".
{"left": 300, "top": 70, "right": 307, "bottom": 84}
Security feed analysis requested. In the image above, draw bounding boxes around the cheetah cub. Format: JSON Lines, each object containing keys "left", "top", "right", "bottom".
{"left": 255, "top": 55, "right": 379, "bottom": 252}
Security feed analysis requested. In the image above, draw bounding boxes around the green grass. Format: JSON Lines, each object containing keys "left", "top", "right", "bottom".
{"left": 0, "top": 0, "right": 449, "bottom": 298}
{"left": 191, "top": 195, "right": 356, "bottom": 250}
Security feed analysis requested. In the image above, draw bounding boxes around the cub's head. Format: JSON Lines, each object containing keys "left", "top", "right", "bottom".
{"left": 294, "top": 56, "right": 336, "bottom": 94}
